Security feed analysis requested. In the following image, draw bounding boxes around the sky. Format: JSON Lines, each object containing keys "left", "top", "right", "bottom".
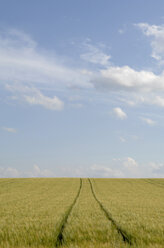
{"left": 0, "top": 0, "right": 164, "bottom": 178}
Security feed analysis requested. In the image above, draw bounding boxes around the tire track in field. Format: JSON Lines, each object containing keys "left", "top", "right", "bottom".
{"left": 55, "top": 178, "right": 82, "bottom": 247}
{"left": 144, "top": 179, "right": 164, "bottom": 188}
{"left": 88, "top": 179, "right": 134, "bottom": 245}
{"left": 0, "top": 179, "right": 15, "bottom": 185}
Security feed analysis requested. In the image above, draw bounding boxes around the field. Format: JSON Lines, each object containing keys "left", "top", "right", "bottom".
{"left": 0, "top": 178, "right": 163, "bottom": 247}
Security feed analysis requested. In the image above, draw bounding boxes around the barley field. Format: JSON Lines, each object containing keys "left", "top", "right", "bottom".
{"left": 0, "top": 178, "right": 163, "bottom": 248}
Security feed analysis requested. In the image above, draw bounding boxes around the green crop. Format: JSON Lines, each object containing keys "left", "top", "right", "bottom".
{"left": 93, "top": 178, "right": 164, "bottom": 247}
{"left": 0, "top": 178, "right": 163, "bottom": 247}
{"left": 62, "top": 179, "right": 127, "bottom": 248}
{"left": 0, "top": 178, "right": 79, "bottom": 248}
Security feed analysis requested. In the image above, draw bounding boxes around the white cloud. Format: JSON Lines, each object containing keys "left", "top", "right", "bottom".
{"left": 87, "top": 23, "right": 164, "bottom": 106}
{"left": 90, "top": 164, "right": 124, "bottom": 178}
{"left": 113, "top": 107, "right": 127, "bottom": 119}
{"left": 6, "top": 84, "right": 64, "bottom": 110}
{"left": 2, "top": 27, "right": 164, "bottom": 115}
{"left": 141, "top": 117, "right": 156, "bottom": 126}
{"left": 0, "top": 29, "right": 91, "bottom": 88}
{"left": 1, "top": 161, "right": 163, "bottom": 178}
{"left": 112, "top": 157, "right": 140, "bottom": 177}
{"left": 24, "top": 90, "right": 64, "bottom": 110}
{"left": 88, "top": 157, "right": 164, "bottom": 178}
{"left": 149, "top": 162, "right": 164, "bottom": 176}
{"left": 29, "top": 164, "right": 55, "bottom": 177}
{"left": 2, "top": 27, "right": 164, "bottom": 112}
{"left": 0, "top": 167, "right": 20, "bottom": 177}
{"left": 118, "top": 134, "right": 139, "bottom": 143}
{"left": 0, "top": 29, "right": 92, "bottom": 109}
{"left": 119, "top": 93, "right": 164, "bottom": 109}
{"left": 123, "top": 157, "right": 138, "bottom": 168}
{"left": 80, "top": 40, "right": 111, "bottom": 66}
{"left": 93, "top": 66, "right": 163, "bottom": 92}
{"left": 136, "top": 23, "right": 164, "bottom": 61}
{"left": 0, "top": 165, "right": 55, "bottom": 178}
{"left": 90, "top": 157, "right": 138, "bottom": 178}
{"left": 2, "top": 127, "right": 17, "bottom": 133}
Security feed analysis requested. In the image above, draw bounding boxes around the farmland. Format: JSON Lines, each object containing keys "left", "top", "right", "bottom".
{"left": 0, "top": 178, "right": 163, "bottom": 247}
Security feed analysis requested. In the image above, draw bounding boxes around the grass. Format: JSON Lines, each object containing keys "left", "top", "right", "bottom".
{"left": 0, "top": 178, "right": 163, "bottom": 247}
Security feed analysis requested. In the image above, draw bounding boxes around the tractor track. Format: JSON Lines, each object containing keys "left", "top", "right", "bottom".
{"left": 144, "top": 179, "right": 164, "bottom": 188}
{"left": 55, "top": 178, "right": 82, "bottom": 247}
{"left": 88, "top": 178, "right": 135, "bottom": 245}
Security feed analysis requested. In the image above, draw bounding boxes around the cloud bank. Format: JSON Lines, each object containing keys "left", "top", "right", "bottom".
{"left": 1, "top": 158, "right": 164, "bottom": 178}
{"left": 0, "top": 164, "right": 55, "bottom": 178}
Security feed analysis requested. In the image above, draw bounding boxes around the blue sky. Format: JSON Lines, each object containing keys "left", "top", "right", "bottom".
{"left": 1, "top": 0, "right": 164, "bottom": 177}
